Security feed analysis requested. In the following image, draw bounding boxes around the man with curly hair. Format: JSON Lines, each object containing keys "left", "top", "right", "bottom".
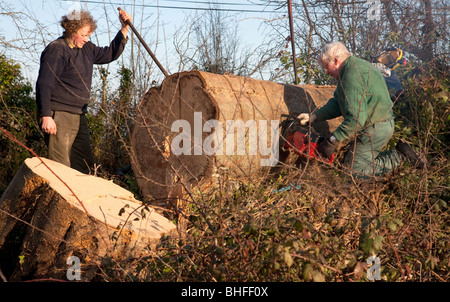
{"left": 36, "top": 9, "right": 132, "bottom": 174}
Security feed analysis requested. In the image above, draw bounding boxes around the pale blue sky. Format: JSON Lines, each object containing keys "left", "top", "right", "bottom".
{"left": 1, "top": 0, "right": 285, "bottom": 85}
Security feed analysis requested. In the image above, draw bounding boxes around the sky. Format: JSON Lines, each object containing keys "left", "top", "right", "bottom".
{"left": 0, "top": 0, "right": 288, "bottom": 86}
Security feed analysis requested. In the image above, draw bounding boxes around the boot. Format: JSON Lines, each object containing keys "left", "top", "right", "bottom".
{"left": 396, "top": 139, "right": 427, "bottom": 169}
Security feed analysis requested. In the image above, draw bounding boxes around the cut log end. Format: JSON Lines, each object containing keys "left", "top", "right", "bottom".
{"left": 0, "top": 157, "right": 176, "bottom": 281}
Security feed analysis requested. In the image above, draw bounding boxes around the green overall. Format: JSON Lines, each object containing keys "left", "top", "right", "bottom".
{"left": 314, "top": 56, "right": 402, "bottom": 177}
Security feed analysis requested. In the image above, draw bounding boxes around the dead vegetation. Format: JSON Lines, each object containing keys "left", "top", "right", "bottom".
{"left": 1, "top": 62, "right": 448, "bottom": 282}
{"left": 95, "top": 155, "right": 448, "bottom": 282}
{"left": 1, "top": 0, "right": 448, "bottom": 283}
{"left": 89, "top": 66, "right": 448, "bottom": 282}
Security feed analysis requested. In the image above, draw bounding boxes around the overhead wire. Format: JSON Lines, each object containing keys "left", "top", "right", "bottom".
{"left": 67, "top": 0, "right": 285, "bottom": 14}
{"left": 162, "top": 0, "right": 281, "bottom": 7}
{"left": 57, "top": 0, "right": 448, "bottom": 17}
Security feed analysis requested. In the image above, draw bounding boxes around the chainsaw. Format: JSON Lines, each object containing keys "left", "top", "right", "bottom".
{"left": 279, "top": 113, "right": 335, "bottom": 164}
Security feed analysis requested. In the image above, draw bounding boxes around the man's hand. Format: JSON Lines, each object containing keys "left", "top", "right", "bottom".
{"left": 119, "top": 9, "right": 132, "bottom": 37}
{"left": 297, "top": 113, "right": 316, "bottom": 125}
{"left": 41, "top": 116, "right": 57, "bottom": 135}
{"left": 317, "top": 136, "right": 338, "bottom": 159}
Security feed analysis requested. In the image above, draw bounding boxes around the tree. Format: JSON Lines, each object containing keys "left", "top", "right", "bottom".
{"left": 0, "top": 54, "right": 45, "bottom": 194}
{"left": 178, "top": 6, "right": 248, "bottom": 75}
{"left": 262, "top": 0, "right": 448, "bottom": 84}
{"left": 173, "top": 1, "right": 278, "bottom": 78}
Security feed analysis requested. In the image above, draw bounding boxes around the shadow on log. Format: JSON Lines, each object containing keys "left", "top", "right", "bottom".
{"left": 131, "top": 71, "right": 342, "bottom": 200}
{"left": 0, "top": 157, "right": 176, "bottom": 281}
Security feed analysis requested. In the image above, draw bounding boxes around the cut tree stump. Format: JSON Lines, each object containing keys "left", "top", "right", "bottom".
{"left": 0, "top": 157, "right": 176, "bottom": 281}
{"left": 131, "top": 71, "right": 342, "bottom": 200}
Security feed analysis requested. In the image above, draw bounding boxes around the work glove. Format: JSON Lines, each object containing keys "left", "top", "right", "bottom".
{"left": 297, "top": 113, "right": 316, "bottom": 125}
{"left": 317, "top": 136, "right": 338, "bottom": 159}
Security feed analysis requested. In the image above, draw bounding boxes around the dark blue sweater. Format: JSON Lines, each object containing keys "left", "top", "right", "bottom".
{"left": 36, "top": 31, "right": 127, "bottom": 117}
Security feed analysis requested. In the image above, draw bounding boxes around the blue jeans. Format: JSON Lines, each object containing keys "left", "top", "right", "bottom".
{"left": 343, "top": 119, "right": 402, "bottom": 178}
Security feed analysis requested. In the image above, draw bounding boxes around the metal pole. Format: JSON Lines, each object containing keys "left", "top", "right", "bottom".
{"left": 118, "top": 7, "right": 169, "bottom": 78}
{"left": 287, "top": 0, "right": 299, "bottom": 85}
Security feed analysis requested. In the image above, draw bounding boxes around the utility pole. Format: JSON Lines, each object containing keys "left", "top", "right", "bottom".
{"left": 287, "top": 0, "right": 299, "bottom": 85}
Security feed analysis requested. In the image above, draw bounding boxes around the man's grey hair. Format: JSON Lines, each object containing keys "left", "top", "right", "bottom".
{"left": 318, "top": 42, "right": 351, "bottom": 66}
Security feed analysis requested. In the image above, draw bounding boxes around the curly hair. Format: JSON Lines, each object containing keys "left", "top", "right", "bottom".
{"left": 60, "top": 10, "right": 97, "bottom": 37}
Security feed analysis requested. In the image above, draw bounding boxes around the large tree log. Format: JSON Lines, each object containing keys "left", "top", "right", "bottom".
{"left": 0, "top": 157, "right": 176, "bottom": 281}
{"left": 131, "top": 71, "right": 342, "bottom": 200}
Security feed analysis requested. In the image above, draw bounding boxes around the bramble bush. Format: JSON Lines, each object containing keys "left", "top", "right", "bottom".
{"left": 97, "top": 62, "right": 448, "bottom": 282}
{"left": 0, "top": 55, "right": 448, "bottom": 282}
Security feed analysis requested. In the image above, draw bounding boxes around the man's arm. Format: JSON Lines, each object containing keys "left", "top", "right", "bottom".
{"left": 119, "top": 9, "right": 131, "bottom": 38}
{"left": 36, "top": 43, "right": 66, "bottom": 134}
{"left": 92, "top": 10, "right": 132, "bottom": 64}
{"left": 313, "top": 94, "right": 341, "bottom": 123}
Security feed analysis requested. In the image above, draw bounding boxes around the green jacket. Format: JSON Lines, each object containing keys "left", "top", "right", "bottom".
{"left": 314, "top": 56, "right": 394, "bottom": 142}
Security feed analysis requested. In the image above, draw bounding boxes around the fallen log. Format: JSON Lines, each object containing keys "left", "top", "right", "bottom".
{"left": 0, "top": 157, "right": 176, "bottom": 281}
{"left": 131, "top": 71, "right": 342, "bottom": 200}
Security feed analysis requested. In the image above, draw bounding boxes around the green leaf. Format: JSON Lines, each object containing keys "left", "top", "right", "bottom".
{"left": 388, "top": 221, "right": 397, "bottom": 231}
{"left": 284, "top": 250, "right": 294, "bottom": 267}
{"left": 359, "top": 232, "right": 373, "bottom": 253}
{"left": 436, "top": 90, "right": 448, "bottom": 102}
{"left": 373, "top": 235, "right": 384, "bottom": 252}
{"left": 392, "top": 218, "right": 403, "bottom": 227}
{"left": 303, "top": 263, "right": 313, "bottom": 281}
{"left": 312, "top": 270, "right": 325, "bottom": 282}
{"left": 294, "top": 220, "right": 304, "bottom": 232}
{"left": 273, "top": 261, "right": 280, "bottom": 270}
